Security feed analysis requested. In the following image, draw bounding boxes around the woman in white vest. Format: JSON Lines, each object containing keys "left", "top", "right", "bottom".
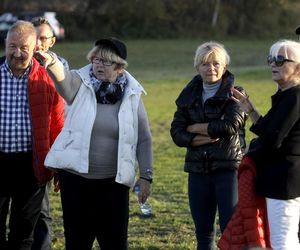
{"left": 36, "top": 37, "right": 153, "bottom": 250}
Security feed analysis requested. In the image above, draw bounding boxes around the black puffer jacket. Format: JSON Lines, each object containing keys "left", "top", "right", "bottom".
{"left": 170, "top": 71, "right": 246, "bottom": 174}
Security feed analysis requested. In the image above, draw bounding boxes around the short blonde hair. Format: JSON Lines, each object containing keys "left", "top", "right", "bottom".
{"left": 7, "top": 20, "right": 37, "bottom": 39}
{"left": 269, "top": 39, "right": 300, "bottom": 63}
{"left": 87, "top": 45, "right": 128, "bottom": 69}
{"left": 194, "top": 41, "right": 230, "bottom": 68}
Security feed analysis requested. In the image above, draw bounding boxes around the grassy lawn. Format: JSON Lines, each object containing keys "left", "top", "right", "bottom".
{"left": 1, "top": 39, "right": 278, "bottom": 249}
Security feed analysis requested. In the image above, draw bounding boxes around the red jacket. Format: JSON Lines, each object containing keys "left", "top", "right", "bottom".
{"left": 218, "top": 156, "right": 271, "bottom": 250}
{"left": 28, "top": 58, "right": 64, "bottom": 184}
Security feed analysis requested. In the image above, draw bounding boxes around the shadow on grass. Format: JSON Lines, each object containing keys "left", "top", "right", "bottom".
{"left": 130, "top": 212, "right": 156, "bottom": 219}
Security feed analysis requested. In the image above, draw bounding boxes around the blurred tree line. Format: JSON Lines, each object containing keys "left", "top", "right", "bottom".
{"left": 1, "top": 0, "right": 299, "bottom": 40}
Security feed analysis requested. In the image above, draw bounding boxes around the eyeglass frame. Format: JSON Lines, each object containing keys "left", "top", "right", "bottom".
{"left": 267, "top": 55, "right": 295, "bottom": 67}
{"left": 91, "top": 57, "right": 115, "bottom": 66}
{"left": 38, "top": 36, "right": 54, "bottom": 43}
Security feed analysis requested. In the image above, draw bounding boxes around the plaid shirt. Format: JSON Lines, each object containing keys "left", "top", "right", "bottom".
{"left": 0, "top": 60, "right": 32, "bottom": 153}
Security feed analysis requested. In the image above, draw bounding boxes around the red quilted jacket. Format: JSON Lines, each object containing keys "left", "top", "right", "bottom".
{"left": 28, "top": 58, "right": 64, "bottom": 184}
{"left": 218, "top": 156, "right": 271, "bottom": 250}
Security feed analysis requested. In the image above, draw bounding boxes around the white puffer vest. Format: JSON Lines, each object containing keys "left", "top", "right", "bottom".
{"left": 44, "top": 64, "right": 146, "bottom": 187}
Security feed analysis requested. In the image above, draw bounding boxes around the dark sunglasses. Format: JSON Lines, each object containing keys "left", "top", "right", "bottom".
{"left": 267, "top": 55, "right": 295, "bottom": 67}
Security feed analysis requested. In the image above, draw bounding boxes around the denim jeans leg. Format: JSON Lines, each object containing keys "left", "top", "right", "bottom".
{"left": 214, "top": 169, "right": 238, "bottom": 232}
{"left": 188, "top": 173, "right": 217, "bottom": 250}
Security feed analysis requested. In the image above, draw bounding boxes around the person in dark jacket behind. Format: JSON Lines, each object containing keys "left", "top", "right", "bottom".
{"left": 232, "top": 39, "right": 300, "bottom": 250}
{"left": 170, "top": 41, "right": 247, "bottom": 250}
{"left": 0, "top": 20, "right": 64, "bottom": 250}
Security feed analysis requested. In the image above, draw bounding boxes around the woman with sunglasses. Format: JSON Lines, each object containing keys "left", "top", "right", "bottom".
{"left": 34, "top": 38, "right": 153, "bottom": 250}
{"left": 232, "top": 39, "right": 300, "bottom": 250}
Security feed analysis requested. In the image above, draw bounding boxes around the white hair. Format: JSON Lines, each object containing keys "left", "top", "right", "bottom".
{"left": 269, "top": 39, "right": 300, "bottom": 62}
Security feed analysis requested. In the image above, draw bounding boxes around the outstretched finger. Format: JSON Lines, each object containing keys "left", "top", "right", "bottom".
{"left": 231, "top": 95, "right": 239, "bottom": 103}
{"left": 231, "top": 88, "right": 244, "bottom": 98}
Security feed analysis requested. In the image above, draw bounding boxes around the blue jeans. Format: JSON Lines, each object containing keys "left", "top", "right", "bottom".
{"left": 188, "top": 169, "right": 238, "bottom": 250}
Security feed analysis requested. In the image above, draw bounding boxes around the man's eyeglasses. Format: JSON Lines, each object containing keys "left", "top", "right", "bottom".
{"left": 38, "top": 36, "right": 54, "bottom": 43}
{"left": 92, "top": 57, "right": 115, "bottom": 66}
{"left": 267, "top": 55, "right": 295, "bottom": 67}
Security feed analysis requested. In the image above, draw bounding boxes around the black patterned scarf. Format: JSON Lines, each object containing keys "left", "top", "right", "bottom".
{"left": 89, "top": 68, "right": 127, "bottom": 104}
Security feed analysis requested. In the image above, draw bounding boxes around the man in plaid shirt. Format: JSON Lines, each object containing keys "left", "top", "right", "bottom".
{"left": 0, "top": 20, "right": 64, "bottom": 250}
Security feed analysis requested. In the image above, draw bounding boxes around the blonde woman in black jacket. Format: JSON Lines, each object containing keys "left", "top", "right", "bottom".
{"left": 170, "top": 41, "right": 246, "bottom": 250}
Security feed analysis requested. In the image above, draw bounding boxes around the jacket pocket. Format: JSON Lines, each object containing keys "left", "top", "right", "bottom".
{"left": 52, "top": 129, "right": 82, "bottom": 150}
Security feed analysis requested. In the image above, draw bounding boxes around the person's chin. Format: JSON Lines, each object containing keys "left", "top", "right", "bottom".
{"left": 11, "top": 62, "right": 25, "bottom": 69}
{"left": 206, "top": 77, "right": 219, "bottom": 84}
{"left": 96, "top": 75, "right": 106, "bottom": 81}
{"left": 93, "top": 72, "right": 101, "bottom": 78}
{"left": 271, "top": 74, "right": 280, "bottom": 81}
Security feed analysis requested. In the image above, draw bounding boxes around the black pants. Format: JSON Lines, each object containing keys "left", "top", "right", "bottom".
{"left": 59, "top": 171, "right": 129, "bottom": 250}
{"left": 0, "top": 152, "right": 46, "bottom": 250}
{"left": 31, "top": 181, "right": 52, "bottom": 250}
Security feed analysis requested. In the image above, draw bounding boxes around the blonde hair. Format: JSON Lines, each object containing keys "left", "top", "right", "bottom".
{"left": 269, "top": 39, "right": 300, "bottom": 63}
{"left": 87, "top": 45, "right": 128, "bottom": 69}
{"left": 194, "top": 41, "right": 230, "bottom": 68}
{"left": 7, "top": 20, "right": 37, "bottom": 39}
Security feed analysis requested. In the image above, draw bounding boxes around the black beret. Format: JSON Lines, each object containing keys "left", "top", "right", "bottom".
{"left": 95, "top": 37, "right": 127, "bottom": 60}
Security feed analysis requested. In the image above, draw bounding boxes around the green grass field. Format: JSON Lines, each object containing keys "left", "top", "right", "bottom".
{"left": 1, "top": 39, "right": 278, "bottom": 249}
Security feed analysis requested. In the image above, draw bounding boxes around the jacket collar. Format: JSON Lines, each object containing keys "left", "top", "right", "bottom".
{"left": 176, "top": 70, "right": 234, "bottom": 107}
{"left": 76, "top": 64, "right": 146, "bottom": 96}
